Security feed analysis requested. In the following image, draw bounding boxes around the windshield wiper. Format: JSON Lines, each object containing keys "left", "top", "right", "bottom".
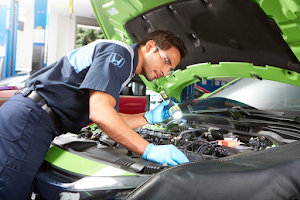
{"left": 229, "top": 106, "right": 286, "bottom": 120}
{"left": 187, "top": 105, "right": 286, "bottom": 120}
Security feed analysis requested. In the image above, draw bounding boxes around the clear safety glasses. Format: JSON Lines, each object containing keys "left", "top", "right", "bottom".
{"left": 156, "top": 46, "right": 175, "bottom": 75}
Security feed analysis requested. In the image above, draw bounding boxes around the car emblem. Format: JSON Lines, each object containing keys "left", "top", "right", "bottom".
{"left": 109, "top": 53, "right": 125, "bottom": 68}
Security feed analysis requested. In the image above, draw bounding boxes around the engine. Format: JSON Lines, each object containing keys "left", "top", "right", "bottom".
{"left": 78, "top": 119, "right": 277, "bottom": 162}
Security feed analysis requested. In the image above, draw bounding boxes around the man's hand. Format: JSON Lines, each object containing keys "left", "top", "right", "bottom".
{"left": 144, "top": 100, "right": 170, "bottom": 124}
{"left": 142, "top": 144, "right": 189, "bottom": 166}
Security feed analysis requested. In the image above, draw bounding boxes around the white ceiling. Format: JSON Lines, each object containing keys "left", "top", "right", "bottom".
{"left": 18, "top": 0, "right": 95, "bottom": 18}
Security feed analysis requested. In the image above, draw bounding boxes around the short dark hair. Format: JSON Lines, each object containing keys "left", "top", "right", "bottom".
{"left": 138, "top": 30, "right": 187, "bottom": 59}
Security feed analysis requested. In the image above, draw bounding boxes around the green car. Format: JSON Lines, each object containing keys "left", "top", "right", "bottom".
{"left": 31, "top": 0, "right": 300, "bottom": 199}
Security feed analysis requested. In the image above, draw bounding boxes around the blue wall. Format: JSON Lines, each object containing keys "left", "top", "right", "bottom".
{"left": 0, "top": 0, "right": 18, "bottom": 79}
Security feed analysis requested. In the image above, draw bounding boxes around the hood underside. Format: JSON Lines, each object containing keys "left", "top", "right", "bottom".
{"left": 125, "top": 0, "right": 299, "bottom": 71}
{"left": 91, "top": 0, "right": 300, "bottom": 100}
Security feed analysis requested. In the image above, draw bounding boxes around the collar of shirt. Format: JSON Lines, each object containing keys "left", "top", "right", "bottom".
{"left": 130, "top": 43, "right": 139, "bottom": 76}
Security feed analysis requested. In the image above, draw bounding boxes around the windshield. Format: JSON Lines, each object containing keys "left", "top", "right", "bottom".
{"left": 191, "top": 78, "right": 300, "bottom": 116}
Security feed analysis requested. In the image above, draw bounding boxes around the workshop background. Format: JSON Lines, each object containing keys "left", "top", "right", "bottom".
{"left": 0, "top": 0, "right": 97, "bottom": 78}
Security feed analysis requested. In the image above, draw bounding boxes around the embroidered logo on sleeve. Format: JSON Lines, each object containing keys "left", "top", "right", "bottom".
{"left": 109, "top": 53, "right": 125, "bottom": 68}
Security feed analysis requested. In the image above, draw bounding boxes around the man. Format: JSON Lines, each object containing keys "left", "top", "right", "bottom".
{"left": 0, "top": 30, "right": 189, "bottom": 199}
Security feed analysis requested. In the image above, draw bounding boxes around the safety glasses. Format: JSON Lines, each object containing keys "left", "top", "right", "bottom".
{"left": 156, "top": 46, "right": 175, "bottom": 75}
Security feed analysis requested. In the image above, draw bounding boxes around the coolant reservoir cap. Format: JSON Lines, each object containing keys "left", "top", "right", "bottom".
{"left": 223, "top": 132, "right": 238, "bottom": 141}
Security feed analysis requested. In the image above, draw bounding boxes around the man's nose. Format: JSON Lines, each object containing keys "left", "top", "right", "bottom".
{"left": 162, "top": 66, "right": 170, "bottom": 76}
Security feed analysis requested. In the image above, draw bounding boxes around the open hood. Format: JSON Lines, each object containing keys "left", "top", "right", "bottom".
{"left": 91, "top": 0, "right": 300, "bottom": 101}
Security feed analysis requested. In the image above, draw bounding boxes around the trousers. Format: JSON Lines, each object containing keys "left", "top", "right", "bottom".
{"left": 0, "top": 93, "right": 58, "bottom": 200}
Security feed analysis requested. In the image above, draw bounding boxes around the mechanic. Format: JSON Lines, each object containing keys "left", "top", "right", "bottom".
{"left": 0, "top": 30, "right": 189, "bottom": 199}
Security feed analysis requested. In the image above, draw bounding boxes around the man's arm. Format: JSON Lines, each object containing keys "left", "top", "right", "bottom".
{"left": 119, "top": 113, "right": 148, "bottom": 129}
{"left": 89, "top": 90, "right": 149, "bottom": 155}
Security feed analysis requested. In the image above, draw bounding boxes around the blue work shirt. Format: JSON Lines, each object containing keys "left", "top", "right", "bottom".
{"left": 25, "top": 40, "right": 139, "bottom": 134}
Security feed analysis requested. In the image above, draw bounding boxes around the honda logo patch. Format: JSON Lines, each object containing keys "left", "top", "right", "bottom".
{"left": 109, "top": 53, "right": 125, "bottom": 68}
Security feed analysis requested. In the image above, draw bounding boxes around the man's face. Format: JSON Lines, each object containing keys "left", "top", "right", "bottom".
{"left": 142, "top": 43, "right": 181, "bottom": 81}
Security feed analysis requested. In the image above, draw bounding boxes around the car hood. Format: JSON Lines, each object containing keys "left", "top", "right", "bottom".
{"left": 91, "top": 0, "right": 300, "bottom": 101}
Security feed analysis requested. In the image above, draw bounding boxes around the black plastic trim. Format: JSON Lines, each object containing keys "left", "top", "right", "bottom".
{"left": 125, "top": 0, "right": 300, "bottom": 72}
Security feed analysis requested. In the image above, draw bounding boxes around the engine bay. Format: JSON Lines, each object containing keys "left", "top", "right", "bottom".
{"left": 50, "top": 114, "right": 299, "bottom": 176}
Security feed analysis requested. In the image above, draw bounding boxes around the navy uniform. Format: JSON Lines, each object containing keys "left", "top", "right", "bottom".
{"left": 0, "top": 40, "right": 138, "bottom": 199}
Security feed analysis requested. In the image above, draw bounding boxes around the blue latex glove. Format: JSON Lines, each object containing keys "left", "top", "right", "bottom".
{"left": 144, "top": 100, "right": 171, "bottom": 124}
{"left": 142, "top": 144, "right": 189, "bottom": 166}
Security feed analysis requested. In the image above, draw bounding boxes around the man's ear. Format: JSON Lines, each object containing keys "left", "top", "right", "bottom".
{"left": 145, "top": 40, "right": 156, "bottom": 53}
